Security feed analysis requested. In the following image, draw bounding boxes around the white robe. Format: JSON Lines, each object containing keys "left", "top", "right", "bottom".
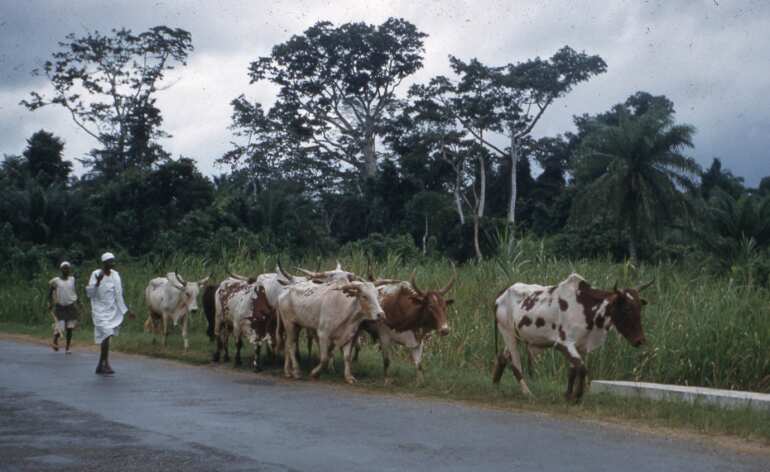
{"left": 86, "top": 269, "right": 128, "bottom": 344}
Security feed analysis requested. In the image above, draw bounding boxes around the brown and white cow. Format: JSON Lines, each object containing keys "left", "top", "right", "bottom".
{"left": 277, "top": 279, "right": 385, "bottom": 383}
{"left": 213, "top": 278, "right": 276, "bottom": 371}
{"left": 493, "top": 273, "right": 651, "bottom": 401}
{"left": 357, "top": 270, "right": 456, "bottom": 384}
{"left": 144, "top": 272, "right": 210, "bottom": 351}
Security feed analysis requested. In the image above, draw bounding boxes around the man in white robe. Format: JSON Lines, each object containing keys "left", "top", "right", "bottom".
{"left": 86, "top": 252, "right": 134, "bottom": 375}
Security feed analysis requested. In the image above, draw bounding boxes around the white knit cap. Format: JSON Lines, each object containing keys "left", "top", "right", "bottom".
{"left": 101, "top": 252, "right": 116, "bottom": 262}
{"left": 60, "top": 261, "right": 71, "bottom": 268}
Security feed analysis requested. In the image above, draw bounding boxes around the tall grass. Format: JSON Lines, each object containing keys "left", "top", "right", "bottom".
{"left": 1, "top": 245, "right": 769, "bottom": 393}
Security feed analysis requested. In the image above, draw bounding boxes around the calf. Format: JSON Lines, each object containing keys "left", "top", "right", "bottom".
{"left": 493, "top": 273, "right": 651, "bottom": 401}
{"left": 278, "top": 280, "right": 384, "bottom": 384}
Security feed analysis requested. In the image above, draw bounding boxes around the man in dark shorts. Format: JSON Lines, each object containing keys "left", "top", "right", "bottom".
{"left": 48, "top": 261, "right": 81, "bottom": 354}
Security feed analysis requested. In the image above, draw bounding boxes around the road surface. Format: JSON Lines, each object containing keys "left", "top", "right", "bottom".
{"left": 0, "top": 338, "right": 766, "bottom": 471}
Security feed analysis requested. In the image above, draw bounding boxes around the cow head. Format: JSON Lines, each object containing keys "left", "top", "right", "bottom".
{"left": 607, "top": 280, "right": 652, "bottom": 347}
{"left": 298, "top": 260, "right": 357, "bottom": 283}
{"left": 408, "top": 268, "right": 456, "bottom": 336}
{"left": 249, "top": 285, "right": 276, "bottom": 337}
{"left": 337, "top": 281, "right": 385, "bottom": 321}
{"left": 169, "top": 272, "right": 211, "bottom": 314}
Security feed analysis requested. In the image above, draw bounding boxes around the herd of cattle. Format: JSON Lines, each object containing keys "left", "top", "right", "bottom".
{"left": 143, "top": 262, "right": 652, "bottom": 401}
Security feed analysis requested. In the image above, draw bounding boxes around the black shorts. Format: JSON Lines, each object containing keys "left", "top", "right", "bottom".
{"left": 54, "top": 304, "right": 79, "bottom": 322}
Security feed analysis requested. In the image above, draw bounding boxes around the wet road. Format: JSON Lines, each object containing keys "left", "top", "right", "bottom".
{"left": 0, "top": 339, "right": 767, "bottom": 471}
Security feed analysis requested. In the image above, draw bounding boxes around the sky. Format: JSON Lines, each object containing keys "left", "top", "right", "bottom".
{"left": 1, "top": 0, "right": 768, "bottom": 185}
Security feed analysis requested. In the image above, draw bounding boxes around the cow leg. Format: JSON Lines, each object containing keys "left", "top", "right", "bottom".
{"left": 310, "top": 336, "right": 330, "bottom": 380}
{"left": 527, "top": 345, "right": 544, "bottom": 378}
{"left": 556, "top": 343, "right": 587, "bottom": 402}
{"left": 162, "top": 315, "right": 169, "bottom": 348}
{"left": 283, "top": 322, "right": 301, "bottom": 380}
{"left": 341, "top": 342, "right": 356, "bottom": 384}
{"left": 492, "top": 349, "right": 511, "bottom": 384}
{"left": 253, "top": 341, "right": 262, "bottom": 372}
{"left": 379, "top": 330, "right": 393, "bottom": 385}
{"left": 182, "top": 313, "right": 189, "bottom": 352}
{"left": 410, "top": 341, "right": 425, "bottom": 385}
{"left": 497, "top": 328, "right": 532, "bottom": 396}
{"left": 234, "top": 336, "right": 243, "bottom": 367}
{"left": 213, "top": 335, "right": 222, "bottom": 362}
{"left": 222, "top": 325, "right": 231, "bottom": 363}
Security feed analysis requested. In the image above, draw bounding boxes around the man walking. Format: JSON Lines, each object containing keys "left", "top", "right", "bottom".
{"left": 86, "top": 252, "right": 134, "bottom": 375}
{"left": 48, "top": 261, "right": 80, "bottom": 354}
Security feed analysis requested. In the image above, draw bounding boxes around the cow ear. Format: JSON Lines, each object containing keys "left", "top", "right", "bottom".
{"left": 409, "top": 294, "right": 424, "bottom": 305}
{"left": 445, "top": 299, "right": 455, "bottom": 305}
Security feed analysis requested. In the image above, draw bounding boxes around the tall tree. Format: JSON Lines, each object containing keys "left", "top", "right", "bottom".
{"left": 242, "top": 18, "right": 426, "bottom": 180}
{"left": 22, "top": 26, "right": 192, "bottom": 176}
{"left": 22, "top": 130, "right": 71, "bottom": 188}
{"left": 417, "top": 47, "right": 605, "bottom": 233}
{"left": 573, "top": 104, "right": 700, "bottom": 261}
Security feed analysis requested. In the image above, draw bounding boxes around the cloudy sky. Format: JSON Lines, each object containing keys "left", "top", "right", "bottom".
{"left": 1, "top": 0, "right": 768, "bottom": 185}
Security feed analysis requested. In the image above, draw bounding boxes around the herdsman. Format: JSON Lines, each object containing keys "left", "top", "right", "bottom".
{"left": 48, "top": 261, "right": 81, "bottom": 354}
{"left": 86, "top": 252, "right": 134, "bottom": 375}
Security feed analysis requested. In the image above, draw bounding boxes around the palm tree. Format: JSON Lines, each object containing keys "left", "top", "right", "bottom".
{"left": 695, "top": 189, "right": 770, "bottom": 260}
{"left": 572, "top": 107, "right": 700, "bottom": 261}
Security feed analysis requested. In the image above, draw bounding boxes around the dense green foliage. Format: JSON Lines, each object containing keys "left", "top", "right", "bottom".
{"left": 3, "top": 21, "right": 768, "bottom": 276}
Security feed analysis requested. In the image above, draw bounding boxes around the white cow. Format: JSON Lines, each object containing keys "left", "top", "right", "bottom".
{"left": 256, "top": 261, "right": 357, "bottom": 355}
{"left": 278, "top": 280, "right": 385, "bottom": 384}
{"left": 144, "top": 272, "right": 209, "bottom": 351}
{"left": 213, "top": 278, "right": 275, "bottom": 370}
{"left": 493, "top": 273, "right": 651, "bottom": 401}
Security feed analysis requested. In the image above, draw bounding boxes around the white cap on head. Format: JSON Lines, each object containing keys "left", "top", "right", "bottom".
{"left": 60, "top": 261, "right": 71, "bottom": 268}
{"left": 101, "top": 252, "right": 116, "bottom": 262}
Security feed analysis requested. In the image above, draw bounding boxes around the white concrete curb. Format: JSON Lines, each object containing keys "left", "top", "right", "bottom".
{"left": 591, "top": 380, "right": 770, "bottom": 411}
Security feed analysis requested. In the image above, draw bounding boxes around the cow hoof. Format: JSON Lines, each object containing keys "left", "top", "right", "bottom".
{"left": 383, "top": 378, "right": 393, "bottom": 386}
{"left": 223, "top": 355, "right": 230, "bottom": 362}
{"left": 211, "top": 353, "right": 220, "bottom": 363}
{"left": 292, "top": 372, "right": 302, "bottom": 380}
{"left": 345, "top": 376, "right": 357, "bottom": 384}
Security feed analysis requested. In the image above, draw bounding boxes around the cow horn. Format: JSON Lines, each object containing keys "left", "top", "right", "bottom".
{"left": 174, "top": 271, "right": 187, "bottom": 286}
{"left": 637, "top": 279, "right": 655, "bottom": 292}
{"left": 196, "top": 273, "right": 212, "bottom": 285}
{"left": 336, "top": 260, "right": 342, "bottom": 271}
{"left": 410, "top": 270, "right": 425, "bottom": 296}
{"left": 226, "top": 265, "right": 250, "bottom": 282}
{"left": 439, "top": 262, "right": 457, "bottom": 295}
{"left": 276, "top": 259, "right": 294, "bottom": 281}
{"left": 374, "top": 278, "right": 401, "bottom": 287}
{"left": 337, "top": 284, "right": 360, "bottom": 297}
{"left": 297, "top": 267, "right": 321, "bottom": 278}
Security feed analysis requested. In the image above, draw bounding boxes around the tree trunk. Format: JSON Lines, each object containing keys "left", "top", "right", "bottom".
{"left": 477, "top": 154, "right": 486, "bottom": 218}
{"left": 422, "top": 215, "right": 429, "bottom": 256}
{"left": 454, "top": 173, "right": 465, "bottom": 224}
{"left": 472, "top": 212, "right": 482, "bottom": 263}
{"left": 507, "top": 132, "right": 518, "bottom": 225}
{"left": 363, "top": 134, "right": 377, "bottom": 178}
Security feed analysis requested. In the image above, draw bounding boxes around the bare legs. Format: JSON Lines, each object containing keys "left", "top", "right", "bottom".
{"left": 95, "top": 336, "right": 114, "bottom": 375}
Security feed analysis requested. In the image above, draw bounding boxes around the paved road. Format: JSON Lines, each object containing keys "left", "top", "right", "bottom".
{"left": 0, "top": 339, "right": 767, "bottom": 471}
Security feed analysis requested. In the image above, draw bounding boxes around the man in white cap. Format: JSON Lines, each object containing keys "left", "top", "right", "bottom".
{"left": 86, "top": 252, "right": 134, "bottom": 375}
{"left": 48, "top": 261, "right": 81, "bottom": 354}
